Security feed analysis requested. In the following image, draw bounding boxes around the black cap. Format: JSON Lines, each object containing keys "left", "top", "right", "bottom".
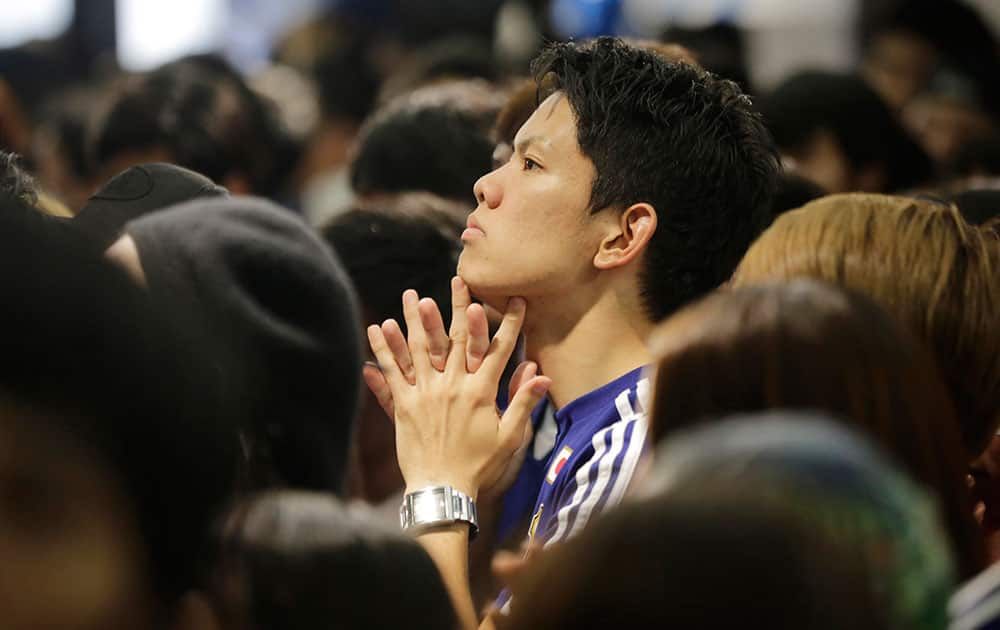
{"left": 72, "top": 163, "right": 227, "bottom": 250}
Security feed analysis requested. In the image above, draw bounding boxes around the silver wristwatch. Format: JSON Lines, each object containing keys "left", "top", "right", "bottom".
{"left": 400, "top": 486, "right": 479, "bottom": 539}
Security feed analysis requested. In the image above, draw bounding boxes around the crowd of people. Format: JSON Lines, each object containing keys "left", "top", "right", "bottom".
{"left": 2, "top": 1, "right": 1000, "bottom": 628}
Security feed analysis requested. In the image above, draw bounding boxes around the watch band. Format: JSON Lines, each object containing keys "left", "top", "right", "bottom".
{"left": 400, "top": 486, "right": 479, "bottom": 539}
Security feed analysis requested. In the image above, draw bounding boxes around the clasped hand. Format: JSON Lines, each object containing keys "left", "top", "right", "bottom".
{"left": 363, "top": 277, "right": 551, "bottom": 499}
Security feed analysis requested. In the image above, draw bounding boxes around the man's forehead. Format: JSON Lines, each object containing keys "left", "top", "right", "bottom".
{"left": 514, "top": 93, "right": 575, "bottom": 150}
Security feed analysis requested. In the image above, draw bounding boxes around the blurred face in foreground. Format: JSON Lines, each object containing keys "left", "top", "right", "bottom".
{"left": 0, "top": 403, "right": 156, "bottom": 630}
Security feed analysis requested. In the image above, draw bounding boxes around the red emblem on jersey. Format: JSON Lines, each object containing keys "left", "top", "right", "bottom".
{"left": 546, "top": 445, "right": 573, "bottom": 484}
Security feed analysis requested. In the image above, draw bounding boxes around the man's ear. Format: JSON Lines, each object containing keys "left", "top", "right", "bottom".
{"left": 593, "top": 202, "right": 658, "bottom": 270}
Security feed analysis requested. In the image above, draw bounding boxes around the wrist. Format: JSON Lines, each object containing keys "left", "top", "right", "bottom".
{"left": 400, "top": 485, "right": 479, "bottom": 540}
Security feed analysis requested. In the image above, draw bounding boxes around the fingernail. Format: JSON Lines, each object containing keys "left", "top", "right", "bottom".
{"left": 452, "top": 276, "right": 465, "bottom": 291}
{"left": 367, "top": 325, "right": 379, "bottom": 338}
{"left": 511, "top": 297, "right": 526, "bottom": 310}
{"left": 531, "top": 380, "right": 550, "bottom": 396}
{"left": 403, "top": 290, "right": 418, "bottom": 305}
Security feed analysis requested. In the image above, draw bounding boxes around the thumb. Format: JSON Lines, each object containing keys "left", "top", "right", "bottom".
{"left": 499, "top": 376, "right": 551, "bottom": 455}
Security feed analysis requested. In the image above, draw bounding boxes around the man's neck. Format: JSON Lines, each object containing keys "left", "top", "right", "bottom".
{"left": 522, "top": 289, "right": 654, "bottom": 409}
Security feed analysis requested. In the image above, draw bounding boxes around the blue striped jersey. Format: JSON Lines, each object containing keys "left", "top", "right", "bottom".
{"left": 526, "top": 366, "right": 651, "bottom": 548}
{"left": 495, "top": 366, "right": 650, "bottom": 611}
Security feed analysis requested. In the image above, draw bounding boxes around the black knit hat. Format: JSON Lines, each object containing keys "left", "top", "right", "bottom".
{"left": 126, "top": 196, "right": 362, "bottom": 494}
{"left": 73, "top": 163, "right": 227, "bottom": 250}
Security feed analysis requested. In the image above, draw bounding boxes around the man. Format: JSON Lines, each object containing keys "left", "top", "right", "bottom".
{"left": 365, "top": 37, "right": 779, "bottom": 628}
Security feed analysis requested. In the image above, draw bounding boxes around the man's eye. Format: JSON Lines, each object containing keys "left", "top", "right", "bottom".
{"left": 523, "top": 158, "right": 540, "bottom": 171}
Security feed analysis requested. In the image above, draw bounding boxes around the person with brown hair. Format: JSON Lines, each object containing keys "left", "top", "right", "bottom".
{"left": 647, "top": 280, "right": 983, "bottom": 578}
{"left": 732, "top": 193, "right": 1000, "bottom": 459}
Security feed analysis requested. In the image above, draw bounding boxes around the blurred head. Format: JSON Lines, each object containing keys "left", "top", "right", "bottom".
{"left": 32, "top": 85, "right": 103, "bottom": 212}
{"left": 120, "top": 197, "right": 362, "bottom": 494}
{"left": 350, "top": 79, "right": 503, "bottom": 202}
{"left": 505, "top": 419, "right": 898, "bottom": 629}
{"left": 92, "top": 56, "right": 298, "bottom": 196}
{"left": 647, "top": 280, "right": 982, "bottom": 577}
{"left": 464, "top": 37, "right": 779, "bottom": 318}
{"left": 0, "top": 192, "right": 238, "bottom": 629}
{"left": 207, "top": 491, "right": 456, "bottom": 630}
{"left": 732, "top": 194, "right": 1000, "bottom": 456}
{"left": 639, "top": 414, "right": 957, "bottom": 630}
{"left": 761, "top": 71, "right": 932, "bottom": 193}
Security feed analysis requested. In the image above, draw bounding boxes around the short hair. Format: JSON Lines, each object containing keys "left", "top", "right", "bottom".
{"left": 531, "top": 37, "right": 780, "bottom": 320}
{"left": 350, "top": 81, "right": 502, "bottom": 202}
{"left": 0, "top": 151, "right": 38, "bottom": 206}
{"left": 322, "top": 193, "right": 465, "bottom": 331}
{"left": 647, "top": 280, "right": 983, "bottom": 578}
{"left": 732, "top": 194, "right": 1000, "bottom": 456}
{"left": 208, "top": 491, "right": 456, "bottom": 630}
{"left": 760, "top": 71, "right": 933, "bottom": 192}
{"left": 92, "top": 55, "right": 299, "bottom": 195}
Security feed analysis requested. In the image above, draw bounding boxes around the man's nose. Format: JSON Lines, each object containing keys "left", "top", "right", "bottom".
{"left": 473, "top": 169, "right": 502, "bottom": 209}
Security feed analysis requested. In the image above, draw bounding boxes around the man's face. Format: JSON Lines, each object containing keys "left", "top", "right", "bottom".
{"left": 458, "top": 93, "right": 604, "bottom": 306}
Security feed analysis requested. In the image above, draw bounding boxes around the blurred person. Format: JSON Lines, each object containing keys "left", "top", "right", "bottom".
{"left": 109, "top": 197, "right": 362, "bottom": 494}
{"left": 0, "top": 192, "right": 239, "bottom": 629}
{"left": 91, "top": 56, "right": 299, "bottom": 199}
{"left": 72, "top": 163, "right": 227, "bottom": 252}
{"left": 903, "top": 66, "right": 999, "bottom": 171}
{"left": 628, "top": 414, "right": 953, "bottom": 630}
{"left": 378, "top": 36, "right": 500, "bottom": 104}
{"left": 297, "top": 42, "right": 380, "bottom": 224}
{"left": 31, "top": 85, "right": 104, "bottom": 213}
{"left": 647, "top": 280, "right": 982, "bottom": 578}
{"left": 760, "top": 71, "right": 933, "bottom": 193}
{"left": 204, "top": 491, "right": 456, "bottom": 630}
{"left": 350, "top": 79, "right": 505, "bottom": 204}
{"left": 364, "top": 37, "right": 779, "bottom": 627}
{"left": 732, "top": 194, "right": 1000, "bottom": 460}
{"left": 860, "top": 0, "right": 1000, "bottom": 116}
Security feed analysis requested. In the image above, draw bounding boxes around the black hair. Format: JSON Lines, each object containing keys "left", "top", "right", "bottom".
{"left": 770, "top": 172, "right": 826, "bottom": 219}
{"left": 350, "top": 86, "right": 498, "bottom": 202}
{"left": 760, "top": 71, "right": 933, "bottom": 192}
{"left": 322, "top": 193, "right": 465, "bottom": 329}
{"left": 0, "top": 151, "right": 38, "bottom": 206}
{"left": 210, "top": 491, "right": 456, "bottom": 630}
{"left": 0, "top": 193, "right": 239, "bottom": 606}
{"left": 313, "top": 42, "right": 380, "bottom": 125}
{"left": 949, "top": 189, "right": 1000, "bottom": 227}
{"left": 531, "top": 37, "right": 780, "bottom": 320}
{"left": 92, "top": 55, "right": 300, "bottom": 196}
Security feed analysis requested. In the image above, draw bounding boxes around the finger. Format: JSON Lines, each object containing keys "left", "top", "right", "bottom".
{"left": 499, "top": 375, "right": 551, "bottom": 458}
{"left": 380, "top": 319, "right": 415, "bottom": 385}
{"left": 466, "top": 303, "right": 490, "bottom": 372}
{"left": 362, "top": 362, "right": 395, "bottom": 419}
{"left": 446, "top": 277, "right": 471, "bottom": 373}
{"left": 366, "top": 325, "right": 409, "bottom": 391}
{"left": 491, "top": 550, "right": 526, "bottom": 581}
{"left": 401, "top": 289, "right": 432, "bottom": 374}
{"left": 419, "top": 297, "right": 449, "bottom": 371}
{"left": 481, "top": 297, "right": 527, "bottom": 380}
{"left": 507, "top": 361, "right": 537, "bottom": 406}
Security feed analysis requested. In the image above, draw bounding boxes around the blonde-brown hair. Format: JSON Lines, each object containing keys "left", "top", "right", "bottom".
{"left": 733, "top": 193, "right": 1000, "bottom": 455}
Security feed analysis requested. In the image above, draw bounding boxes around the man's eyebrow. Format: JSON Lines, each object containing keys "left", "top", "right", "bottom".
{"left": 514, "top": 135, "right": 551, "bottom": 155}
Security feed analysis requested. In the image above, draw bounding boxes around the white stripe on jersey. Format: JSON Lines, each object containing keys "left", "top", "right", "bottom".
{"left": 546, "top": 420, "right": 612, "bottom": 544}
{"left": 545, "top": 388, "right": 641, "bottom": 547}
{"left": 601, "top": 412, "right": 647, "bottom": 511}
{"left": 636, "top": 378, "right": 650, "bottom": 414}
